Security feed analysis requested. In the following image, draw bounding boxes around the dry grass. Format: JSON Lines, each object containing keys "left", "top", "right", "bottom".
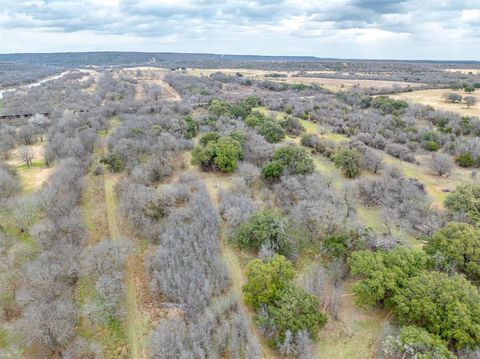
{"left": 389, "top": 89, "right": 480, "bottom": 116}
{"left": 184, "top": 67, "right": 423, "bottom": 92}
{"left": 281, "top": 76, "right": 422, "bottom": 92}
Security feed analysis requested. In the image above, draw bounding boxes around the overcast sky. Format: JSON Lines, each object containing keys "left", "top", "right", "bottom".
{"left": 0, "top": 0, "right": 479, "bottom": 60}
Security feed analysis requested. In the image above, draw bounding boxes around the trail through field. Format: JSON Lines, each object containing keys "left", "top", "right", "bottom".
{"left": 102, "top": 122, "right": 147, "bottom": 359}
{"left": 120, "top": 67, "right": 181, "bottom": 101}
{"left": 198, "top": 171, "right": 278, "bottom": 359}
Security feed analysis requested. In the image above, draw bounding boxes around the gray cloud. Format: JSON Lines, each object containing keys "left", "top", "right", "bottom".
{"left": 0, "top": 0, "right": 479, "bottom": 58}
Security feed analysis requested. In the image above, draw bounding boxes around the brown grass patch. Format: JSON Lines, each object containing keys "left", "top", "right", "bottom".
{"left": 389, "top": 89, "right": 480, "bottom": 116}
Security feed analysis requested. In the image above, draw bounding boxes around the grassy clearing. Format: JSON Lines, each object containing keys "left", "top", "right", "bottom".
{"left": 389, "top": 89, "right": 479, "bottom": 117}
{"left": 7, "top": 143, "right": 51, "bottom": 193}
{"left": 382, "top": 152, "right": 474, "bottom": 208}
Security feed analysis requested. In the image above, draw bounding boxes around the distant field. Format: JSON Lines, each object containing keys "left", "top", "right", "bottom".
{"left": 282, "top": 76, "right": 422, "bottom": 91}
{"left": 445, "top": 68, "right": 480, "bottom": 75}
{"left": 390, "top": 89, "right": 479, "bottom": 116}
{"left": 185, "top": 68, "right": 424, "bottom": 91}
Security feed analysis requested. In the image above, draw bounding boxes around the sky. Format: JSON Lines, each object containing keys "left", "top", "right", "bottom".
{"left": 0, "top": 0, "right": 479, "bottom": 60}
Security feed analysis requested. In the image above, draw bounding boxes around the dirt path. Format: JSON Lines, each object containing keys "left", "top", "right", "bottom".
{"left": 199, "top": 172, "right": 277, "bottom": 359}
{"left": 157, "top": 78, "right": 181, "bottom": 101}
{"left": 103, "top": 122, "right": 147, "bottom": 359}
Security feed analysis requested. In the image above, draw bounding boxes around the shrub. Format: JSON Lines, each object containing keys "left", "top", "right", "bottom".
{"left": 100, "top": 153, "right": 125, "bottom": 172}
{"left": 258, "top": 120, "right": 285, "bottom": 143}
{"left": 423, "top": 141, "right": 440, "bottom": 152}
{"left": 371, "top": 96, "right": 408, "bottom": 115}
{"left": 456, "top": 152, "right": 474, "bottom": 167}
{"left": 261, "top": 160, "right": 285, "bottom": 181}
{"left": 333, "top": 147, "right": 361, "bottom": 178}
{"left": 235, "top": 210, "right": 291, "bottom": 256}
{"left": 279, "top": 117, "right": 305, "bottom": 136}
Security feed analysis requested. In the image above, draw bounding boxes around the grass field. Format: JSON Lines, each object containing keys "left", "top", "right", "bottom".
{"left": 184, "top": 68, "right": 424, "bottom": 92}
{"left": 389, "top": 89, "right": 479, "bottom": 116}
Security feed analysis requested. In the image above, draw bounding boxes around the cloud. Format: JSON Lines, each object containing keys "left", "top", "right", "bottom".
{"left": 0, "top": 0, "right": 479, "bottom": 59}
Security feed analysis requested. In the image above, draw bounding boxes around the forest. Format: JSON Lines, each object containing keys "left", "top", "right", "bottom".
{"left": 1, "top": 57, "right": 480, "bottom": 359}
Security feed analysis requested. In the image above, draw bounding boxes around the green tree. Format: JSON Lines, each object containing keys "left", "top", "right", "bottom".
{"left": 208, "top": 99, "right": 231, "bottom": 116}
{"left": 183, "top": 116, "right": 198, "bottom": 139}
{"left": 267, "top": 286, "right": 327, "bottom": 343}
{"left": 245, "top": 111, "right": 268, "bottom": 128}
{"left": 236, "top": 210, "right": 291, "bottom": 255}
{"left": 258, "top": 120, "right": 285, "bottom": 143}
{"left": 464, "top": 85, "right": 476, "bottom": 93}
{"left": 191, "top": 142, "right": 216, "bottom": 170}
{"left": 192, "top": 133, "right": 243, "bottom": 173}
{"left": 213, "top": 136, "right": 243, "bottom": 173}
{"left": 425, "top": 222, "right": 480, "bottom": 281}
{"left": 243, "top": 255, "right": 294, "bottom": 309}
{"left": 349, "top": 247, "right": 428, "bottom": 306}
{"left": 272, "top": 145, "right": 314, "bottom": 175}
{"left": 333, "top": 147, "right": 361, "bottom": 178}
{"left": 393, "top": 272, "right": 480, "bottom": 349}
{"left": 444, "top": 184, "right": 480, "bottom": 224}
{"left": 383, "top": 326, "right": 455, "bottom": 359}
{"left": 199, "top": 131, "right": 220, "bottom": 146}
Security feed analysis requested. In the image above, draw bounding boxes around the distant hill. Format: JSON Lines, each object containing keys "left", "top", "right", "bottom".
{"left": 0, "top": 51, "right": 478, "bottom": 70}
{"left": 0, "top": 52, "right": 321, "bottom": 68}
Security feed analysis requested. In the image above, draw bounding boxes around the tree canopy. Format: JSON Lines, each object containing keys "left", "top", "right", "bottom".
{"left": 425, "top": 222, "right": 480, "bottom": 281}
{"left": 349, "top": 247, "right": 428, "bottom": 306}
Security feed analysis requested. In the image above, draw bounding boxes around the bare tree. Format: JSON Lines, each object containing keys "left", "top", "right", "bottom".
{"left": 363, "top": 149, "right": 384, "bottom": 174}
{"left": 18, "top": 125, "right": 36, "bottom": 145}
{"left": 431, "top": 153, "right": 454, "bottom": 176}
{"left": 464, "top": 95, "right": 476, "bottom": 108}
{"left": 19, "top": 148, "right": 34, "bottom": 168}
